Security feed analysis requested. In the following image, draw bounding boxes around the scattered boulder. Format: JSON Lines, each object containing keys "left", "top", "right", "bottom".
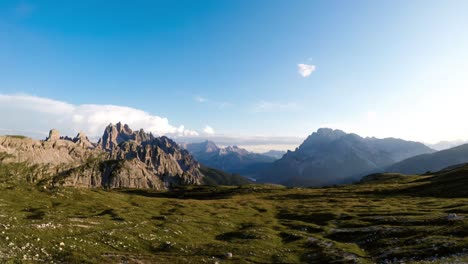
{"left": 446, "top": 213, "right": 464, "bottom": 221}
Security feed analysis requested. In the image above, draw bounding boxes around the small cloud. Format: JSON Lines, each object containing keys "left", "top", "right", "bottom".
{"left": 253, "top": 100, "right": 299, "bottom": 113}
{"left": 297, "top": 63, "right": 316, "bottom": 77}
{"left": 176, "top": 125, "right": 199, "bottom": 137}
{"left": 194, "top": 96, "right": 233, "bottom": 109}
{"left": 194, "top": 96, "right": 207, "bottom": 103}
{"left": 203, "top": 125, "right": 215, "bottom": 135}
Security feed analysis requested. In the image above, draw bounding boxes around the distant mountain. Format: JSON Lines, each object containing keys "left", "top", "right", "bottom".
{"left": 181, "top": 141, "right": 276, "bottom": 177}
{"left": 427, "top": 140, "right": 468, "bottom": 151}
{"left": 258, "top": 128, "right": 434, "bottom": 187}
{"left": 261, "top": 150, "right": 286, "bottom": 159}
{"left": 387, "top": 143, "right": 468, "bottom": 174}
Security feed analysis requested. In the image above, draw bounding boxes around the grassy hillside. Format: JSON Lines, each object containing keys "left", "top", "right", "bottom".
{"left": 200, "top": 165, "right": 252, "bottom": 186}
{"left": 388, "top": 143, "right": 468, "bottom": 174}
{"left": 0, "top": 164, "right": 468, "bottom": 263}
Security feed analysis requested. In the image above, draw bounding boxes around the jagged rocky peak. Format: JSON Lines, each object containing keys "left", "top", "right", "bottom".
{"left": 221, "top": 145, "right": 249, "bottom": 155}
{"left": 97, "top": 122, "right": 154, "bottom": 150}
{"left": 46, "top": 129, "right": 61, "bottom": 141}
{"left": 73, "top": 131, "right": 94, "bottom": 148}
{"left": 202, "top": 140, "right": 219, "bottom": 153}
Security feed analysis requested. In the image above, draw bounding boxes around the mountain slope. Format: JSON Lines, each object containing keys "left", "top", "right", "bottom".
{"left": 182, "top": 141, "right": 276, "bottom": 176}
{"left": 200, "top": 165, "right": 252, "bottom": 186}
{"left": 387, "top": 143, "right": 468, "bottom": 174}
{"left": 361, "top": 163, "right": 468, "bottom": 198}
{"left": 258, "top": 128, "right": 434, "bottom": 186}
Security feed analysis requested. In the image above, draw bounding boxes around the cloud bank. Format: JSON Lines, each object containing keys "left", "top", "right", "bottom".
{"left": 0, "top": 94, "right": 301, "bottom": 152}
{"left": 0, "top": 94, "right": 199, "bottom": 139}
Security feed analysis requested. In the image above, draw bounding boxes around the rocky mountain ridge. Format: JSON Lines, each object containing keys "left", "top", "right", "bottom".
{"left": 0, "top": 123, "right": 205, "bottom": 190}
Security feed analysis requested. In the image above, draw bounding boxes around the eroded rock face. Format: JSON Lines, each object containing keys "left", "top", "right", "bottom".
{"left": 97, "top": 122, "right": 155, "bottom": 150}
{"left": 58, "top": 158, "right": 166, "bottom": 189}
{"left": 0, "top": 123, "right": 204, "bottom": 190}
{"left": 102, "top": 123, "right": 204, "bottom": 187}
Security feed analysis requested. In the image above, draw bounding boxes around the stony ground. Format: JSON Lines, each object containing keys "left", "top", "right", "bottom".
{"left": 0, "top": 174, "right": 468, "bottom": 263}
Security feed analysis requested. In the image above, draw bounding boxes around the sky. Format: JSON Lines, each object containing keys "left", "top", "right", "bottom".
{"left": 1, "top": 0, "right": 468, "bottom": 152}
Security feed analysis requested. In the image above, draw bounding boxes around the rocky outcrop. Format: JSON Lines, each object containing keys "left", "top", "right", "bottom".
{"left": 0, "top": 123, "right": 205, "bottom": 190}
{"left": 0, "top": 134, "right": 98, "bottom": 166}
{"left": 45, "top": 129, "right": 60, "bottom": 141}
{"left": 73, "top": 132, "right": 94, "bottom": 149}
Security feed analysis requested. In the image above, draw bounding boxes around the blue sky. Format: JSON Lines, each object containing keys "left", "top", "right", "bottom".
{"left": 1, "top": 1, "right": 468, "bottom": 151}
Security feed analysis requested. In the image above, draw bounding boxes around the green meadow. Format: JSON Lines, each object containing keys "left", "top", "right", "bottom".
{"left": 1, "top": 164, "right": 468, "bottom": 263}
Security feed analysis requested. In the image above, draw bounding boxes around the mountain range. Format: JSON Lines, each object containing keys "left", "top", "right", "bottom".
{"left": 181, "top": 141, "right": 277, "bottom": 178}
{"left": 0, "top": 123, "right": 248, "bottom": 190}
{"left": 4, "top": 123, "right": 468, "bottom": 189}
{"left": 257, "top": 128, "right": 435, "bottom": 186}
{"left": 427, "top": 140, "right": 468, "bottom": 151}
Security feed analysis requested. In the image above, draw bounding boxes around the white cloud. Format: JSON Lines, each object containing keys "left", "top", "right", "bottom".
{"left": 194, "top": 96, "right": 207, "bottom": 103}
{"left": 194, "top": 95, "right": 232, "bottom": 109}
{"left": 203, "top": 125, "right": 215, "bottom": 135}
{"left": 0, "top": 94, "right": 198, "bottom": 139}
{"left": 253, "top": 100, "right": 299, "bottom": 112}
{"left": 297, "top": 63, "right": 316, "bottom": 77}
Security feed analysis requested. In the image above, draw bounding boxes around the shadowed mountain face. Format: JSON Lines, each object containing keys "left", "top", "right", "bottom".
{"left": 181, "top": 141, "right": 277, "bottom": 177}
{"left": 387, "top": 143, "right": 468, "bottom": 175}
{"left": 258, "top": 128, "right": 434, "bottom": 187}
